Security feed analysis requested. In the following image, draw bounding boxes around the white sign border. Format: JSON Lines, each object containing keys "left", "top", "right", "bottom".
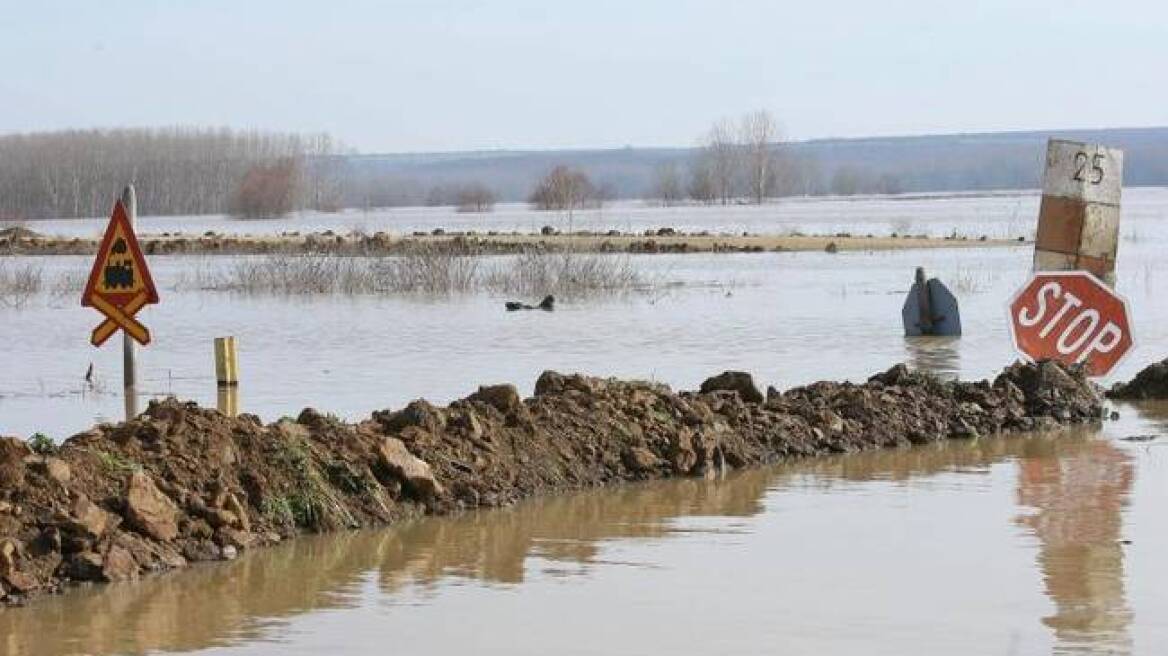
{"left": 1005, "top": 269, "right": 1136, "bottom": 378}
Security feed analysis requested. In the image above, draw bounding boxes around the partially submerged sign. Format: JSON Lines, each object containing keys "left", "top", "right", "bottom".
{"left": 1034, "top": 140, "right": 1123, "bottom": 285}
{"left": 1008, "top": 271, "right": 1132, "bottom": 376}
{"left": 82, "top": 200, "right": 159, "bottom": 346}
{"left": 903, "top": 267, "right": 961, "bottom": 336}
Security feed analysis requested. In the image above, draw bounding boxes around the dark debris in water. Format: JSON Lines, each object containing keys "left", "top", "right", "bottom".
{"left": 1119, "top": 434, "right": 1159, "bottom": 443}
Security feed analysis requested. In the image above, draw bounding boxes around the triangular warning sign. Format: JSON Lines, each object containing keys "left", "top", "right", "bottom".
{"left": 82, "top": 200, "right": 159, "bottom": 308}
{"left": 82, "top": 199, "right": 159, "bottom": 347}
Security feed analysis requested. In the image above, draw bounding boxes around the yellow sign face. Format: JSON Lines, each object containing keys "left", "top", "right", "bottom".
{"left": 82, "top": 200, "right": 159, "bottom": 346}
{"left": 92, "top": 219, "right": 149, "bottom": 297}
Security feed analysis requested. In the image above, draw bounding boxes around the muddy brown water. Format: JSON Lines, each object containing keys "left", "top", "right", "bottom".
{"left": 2, "top": 191, "right": 1167, "bottom": 654}
{"left": 1, "top": 405, "right": 1166, "bottom": 655}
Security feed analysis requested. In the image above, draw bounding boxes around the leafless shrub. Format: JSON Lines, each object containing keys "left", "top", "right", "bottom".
{"left": 225, "top": 251, "right": 352, "bottom": 293}
{"left": 455, "top": 184, "right": 496, "bottom": 213}
{"left": 0, "top": 258, "right": 44, "bottom": 307}
{"left": 891, "top": 218, "right": 916, "bottom": 236}
{"left": 483, "top": 250, "right": 644, "bottom": 296}
{"left": 370, "top": 243, "right": 482, "bottom": 293}
{"left": 49, "top": 267, "right": 88, "bottom": 301}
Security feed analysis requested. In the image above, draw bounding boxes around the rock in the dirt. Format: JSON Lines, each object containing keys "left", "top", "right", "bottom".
{"left": 995, "top": 360, "right": 1100, "bottom": 418}
{"left": 699, "top": 371, "right": 764, "bottom": 403}
{"left": 533, "top": 371, "right": 598, "bottom": 397}
{"left": 375, "top": 400, "right": 447, "bottom": 434}
{"left": 222, "top": 492, "right": 250, "bottom": 531}
{"left": 0, "top": 538, "right": 19, "bottom": 576}
{"left": 377, "top": 437, "right": 442, "bottom": 499}
{"left": 32, "top": 457, "right": 72, "bottom": 486}
{"left": 0, "top": 539, "right": 36, "bottom": 593}
{"left": 205, "top": 507, "right": 240, "bottom": 529}
{"left": 64, "top": 495, "right": 115, "bottom": 539}
{"left": 622, "top": 447, "right": 661, "bottom": 472}
{"left": 0, "top": 437, "right": 31, "bottom": 464}
{"left": 1108, "top": 358, "right": 1168, "bottom": 399}
{"left": 468, "top": 384, "right": 523, "bottom": 415}
{"left": 215, "top": 527, "right": 256, "bottom": 550}
{"left": 3, "top": 571, "right": 39, "bottom": 594}
{"left": 125, "top": 471, "right": 180, "bottom": 541}
{"left": 64, "top": 551, "right": 105, "bottom": 582}
{"left": 101, "top": 545, "right": 138, "bottom": 582}
{"left": 0, "top": 437, "right": 30, "bottom": 487}
{"left": 296, "top": 407, "right": 330, "bottom": 429}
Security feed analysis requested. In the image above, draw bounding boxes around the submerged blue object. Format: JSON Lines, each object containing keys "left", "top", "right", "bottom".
{"left": 902, "top": 268, "right": 961, "bottom": 337}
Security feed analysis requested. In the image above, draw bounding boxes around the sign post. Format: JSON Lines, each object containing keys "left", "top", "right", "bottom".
{"left": 1034, "top": 140, "right": 1123, "bottom": 286}
{"left": 1007, "top": 271, "right": 1133, "bottom": 376}
{"left": 82, "top": 185, "right": 159, "bottom": 419}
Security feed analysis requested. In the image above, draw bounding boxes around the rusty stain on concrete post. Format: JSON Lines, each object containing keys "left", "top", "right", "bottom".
{"left": 1034, "top": 139, "right": 1123, "bottom": 287}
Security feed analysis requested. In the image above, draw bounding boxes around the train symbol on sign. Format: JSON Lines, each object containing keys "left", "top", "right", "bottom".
{"left": 103, "top": 238, "right": 136, "bottom": 289}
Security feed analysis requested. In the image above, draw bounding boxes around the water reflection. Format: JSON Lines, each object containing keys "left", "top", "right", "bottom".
{"left": 1016, "top": 437, "right": 1135, "bottom": 654}
{"left": 903, "top": 336, "right": 962, "bottom": 379}
{"left": 0, "top": 428, "right": 1143, "bottom": 656}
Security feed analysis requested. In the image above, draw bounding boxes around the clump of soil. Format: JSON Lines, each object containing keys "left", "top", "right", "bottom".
{"left": 1107, "top": 358, "right": 1168, "bottom": 400}
{"left": 0, "top": 361, "right": 1101, "bottom": 605}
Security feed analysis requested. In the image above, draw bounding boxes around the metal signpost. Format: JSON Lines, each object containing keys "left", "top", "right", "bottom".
{"left": 82, "top": 186, "right": 159, "bottom": 419}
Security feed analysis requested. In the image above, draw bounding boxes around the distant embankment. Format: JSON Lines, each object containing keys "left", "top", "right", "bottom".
{"left": 0, "top": 226, "right": 1020, "bottom": 257}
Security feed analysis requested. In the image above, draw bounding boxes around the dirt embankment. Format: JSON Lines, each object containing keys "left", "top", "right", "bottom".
{"left": 0, "top": 228, "right": 1018, "bottom": 257}
{"left": 0, "top": 361, "right": 1100, "bottom": 605}
{"left": 1108, "top": 358, "right": 1168, "bottom": 400}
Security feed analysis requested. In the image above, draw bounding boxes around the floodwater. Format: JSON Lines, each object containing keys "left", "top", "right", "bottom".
{"left": 1, "top": 409, "right": 1166, "bottom": 655}
{"left": 1, "top": 191, "right": 1167, "bottom": 654}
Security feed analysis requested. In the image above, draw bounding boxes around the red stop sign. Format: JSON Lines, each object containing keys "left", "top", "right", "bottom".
{"left": 1008, "top": 271, "right": 1134, "bottom": 376}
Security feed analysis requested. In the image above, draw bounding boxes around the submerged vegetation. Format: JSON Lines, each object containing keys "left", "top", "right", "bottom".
{"left": 175, "top": 246, "right": 649, "bottom": 297}
{"left": 0, "top": 258, "right": 43, "bottom": 307}
{"left": 0, "top": 259, "right": 92, "bottom": 307}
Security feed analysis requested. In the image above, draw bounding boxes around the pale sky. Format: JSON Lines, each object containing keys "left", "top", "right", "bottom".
{"left": 3, "top": 0, "right": 1166, "bottom": 152}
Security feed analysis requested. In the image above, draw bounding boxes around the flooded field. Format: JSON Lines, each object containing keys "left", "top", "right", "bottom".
{"left": 2, "top": 244, "right": 1166, "bottom": 439}
{"left": 2, "top": 191, "right": 1167, "bottom": 654}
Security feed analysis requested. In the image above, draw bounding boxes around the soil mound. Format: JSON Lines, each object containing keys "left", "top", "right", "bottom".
{"left": 1107, "top": 358, "right": 1168, "bottom": 400}
{"left": 0, "top": 361, "right": 1101, "bottom": 605}
{"left": 0, "top": 226, "right": 41, "bottom": 242}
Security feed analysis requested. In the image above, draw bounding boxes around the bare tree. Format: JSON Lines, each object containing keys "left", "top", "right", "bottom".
{"left": 687, "top": 155, "right": 716, "bottom": 203}
{"left": 231, "top": 158, "right": 302, "bottom": 219}
{"left": 455, "top": 183, "right": 496, "bottom": 213}
{"left": 649, "top": 162, "right": 685, "bottom": 206}
{"left": 0, "top": 127, "right": 340, "bottom": 219}
{"left": 697, "top": 119, "right": 742, "bottom": 205}
{"left": 529, "top": 165, "right": 598, "bottom": 233}
{"left": 740, "top": 110, "right": 779, "bottom": 204}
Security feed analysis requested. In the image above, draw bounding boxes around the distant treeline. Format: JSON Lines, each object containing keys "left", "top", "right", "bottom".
{"left": 4, "top": 125, "right": 1168, "bottom": 220}
{"left": 0, "top": 128, "right": 343, "bottom": 220}
{"left": 343, "top": 126, "right": 1168, "bottom": 208}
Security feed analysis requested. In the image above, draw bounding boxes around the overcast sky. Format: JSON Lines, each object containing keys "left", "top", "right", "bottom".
{"left": 4, "top": 0, "right": 1166, "bottom": 152}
